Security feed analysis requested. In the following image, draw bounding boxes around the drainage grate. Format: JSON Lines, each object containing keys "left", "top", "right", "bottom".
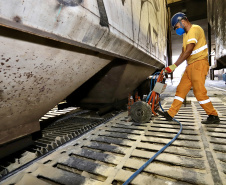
{"left": 194, "top": 100, "right": 226, "bottom": 184}
{"left": 0, "top": 109, "right": 119, "bottom": 181}
{"left": 1, "top": 100, "right": 226, "bottom": 185}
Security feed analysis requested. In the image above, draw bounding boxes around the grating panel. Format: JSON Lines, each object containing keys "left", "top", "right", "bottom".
{"left": 1, "top": 100, "right": 226, "bottom": 185}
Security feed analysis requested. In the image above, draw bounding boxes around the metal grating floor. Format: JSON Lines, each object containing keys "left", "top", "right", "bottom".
{"left": 1, "top": 98, "right": 226, "bottom": 185}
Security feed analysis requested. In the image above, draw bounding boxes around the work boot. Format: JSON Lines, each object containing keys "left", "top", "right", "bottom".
{"left": 157, "top": 110, "right": 173, "bottom": 121}
{"left": 201, "top": 115, "right": 220, "bottom": 124}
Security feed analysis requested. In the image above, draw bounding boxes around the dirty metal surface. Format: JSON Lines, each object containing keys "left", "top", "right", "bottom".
{"left": 0, "top": 0, "right": 167, "bottom": 65}
{"left": 0, "top": 25, "right": 113, "bottom": 145}
{"left": 207, "top": 0, "right": 226, "bottom": 65}
{"left": 1, "top": 96, "right": 226, "bottom": 185}
{"left": 76, "top": 61, "right": 157, "bottom": 106}
{"left": 0, "top": 0, "right": 169, "bottom": 145}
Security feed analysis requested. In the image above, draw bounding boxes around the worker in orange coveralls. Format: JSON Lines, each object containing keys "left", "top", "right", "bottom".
{"left": 160, "top": 12, "right": 220, "bottom": 124}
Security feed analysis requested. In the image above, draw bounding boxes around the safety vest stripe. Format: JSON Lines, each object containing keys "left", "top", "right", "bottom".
{"left": 191, "top": 44, "right": 208, "bottom": 55}
{"left": 187, "top": 38, "right": 198, "bottom": 43}
{"left": 199, "top": 99, "right": 211, "bottom": 104}
{"left": 174, "top": 96, "right": 184, "bottom": 102}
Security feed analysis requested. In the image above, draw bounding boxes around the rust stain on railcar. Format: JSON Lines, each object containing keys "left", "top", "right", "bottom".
{"left": 0, "top": 90, "right": 3, "bottom": 101}
{"left": 13, "top": 16, "right": 22, "bottom": 23}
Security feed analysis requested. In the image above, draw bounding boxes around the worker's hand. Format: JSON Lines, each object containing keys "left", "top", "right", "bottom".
{"left": 165, "top": 64, "right": 177, "bottom": 73}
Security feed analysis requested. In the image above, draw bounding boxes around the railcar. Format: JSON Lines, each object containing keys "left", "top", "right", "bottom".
{"left": 0, "top": 0, "right": 169, "bottom": 145}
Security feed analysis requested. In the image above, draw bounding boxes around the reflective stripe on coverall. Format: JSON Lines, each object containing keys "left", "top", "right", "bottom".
{"left": 167, "top": 59, "right": 218, "bottom": 118}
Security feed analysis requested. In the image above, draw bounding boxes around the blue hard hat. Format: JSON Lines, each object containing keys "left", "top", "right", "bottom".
{"left": 171, "top": 12, "right": 186, "bottom": 29}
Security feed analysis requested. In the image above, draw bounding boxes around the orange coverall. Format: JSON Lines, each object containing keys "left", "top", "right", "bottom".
{"left": 167, "top": 25, "right": 218, "bottom": 117}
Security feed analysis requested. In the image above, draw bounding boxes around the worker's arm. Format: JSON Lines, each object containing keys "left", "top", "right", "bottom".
{"left": 174, "top": 43, "right": 195, "bottom": 67}
{"left": 165, "top": 44, "right": 195, "bottom": 73}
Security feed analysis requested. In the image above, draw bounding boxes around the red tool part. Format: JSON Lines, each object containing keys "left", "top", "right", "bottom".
{"left": 147, "top": 69, "right": 164, "bottom": 115}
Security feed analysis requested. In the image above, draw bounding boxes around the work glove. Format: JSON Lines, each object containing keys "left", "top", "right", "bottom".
{"left": 165, "top": 64, "right": 177, "bottom": 73}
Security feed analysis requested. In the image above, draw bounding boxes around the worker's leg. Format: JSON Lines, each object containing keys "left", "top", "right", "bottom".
{"left": 167, "top": 67, "right": 192, "bottom": 117}
{"left": 191, "top": 60, "right": 218, "bottom": 116}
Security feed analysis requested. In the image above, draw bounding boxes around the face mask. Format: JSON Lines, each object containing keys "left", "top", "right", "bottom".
{"left": 176, "top": 28, "right": 185, "bottom": 35}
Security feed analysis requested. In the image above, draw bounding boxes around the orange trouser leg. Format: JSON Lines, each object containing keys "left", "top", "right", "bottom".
{"left": 167, "top": 68, "right": 192, "bottom": 117}
{"left": 191, "top": 60, "right": 218, "bottom": 116}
